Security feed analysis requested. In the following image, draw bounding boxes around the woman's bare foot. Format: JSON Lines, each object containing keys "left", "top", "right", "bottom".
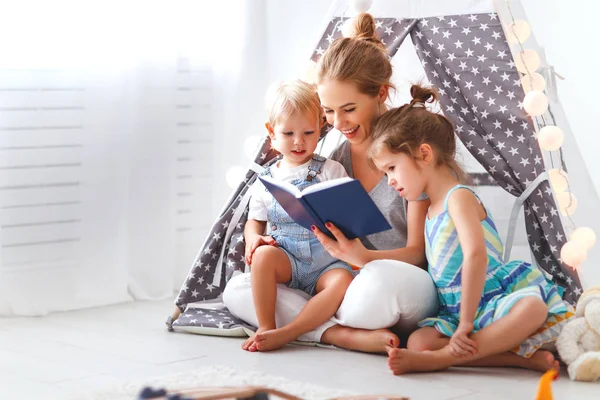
{"left": 322, "top": 325, "right": 400, "bottom": 354}
{"left": 524, "top": 350, "right": 560, "bottom": 372}
{"left": 254, "top": 328, "right": 297, "bottom": 351}
{"left": 242, "top": 327, "right": 270, "bottom": 352}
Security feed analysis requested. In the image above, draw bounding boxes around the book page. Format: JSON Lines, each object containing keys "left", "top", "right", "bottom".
{"left": 301, "top": 177, "right": 353, "bottom": 195}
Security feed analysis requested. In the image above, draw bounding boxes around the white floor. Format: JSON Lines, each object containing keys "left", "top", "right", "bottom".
{"left": 0, "top": 299, "right": 598, "bottom": 400}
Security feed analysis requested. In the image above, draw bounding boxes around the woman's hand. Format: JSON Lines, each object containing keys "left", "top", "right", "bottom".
{"left": 245, "top": 235, "right": 277, "bottom": 265}
{"left": 449, "top": 322, "right": 477, "bottom": 357}
{"left": 312, "top": 222, "right": 369, "bottom": 268}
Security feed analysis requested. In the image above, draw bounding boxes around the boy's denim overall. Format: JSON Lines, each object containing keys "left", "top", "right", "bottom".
{"left": 261, "top": 155, "right": 354, "bottom": 295}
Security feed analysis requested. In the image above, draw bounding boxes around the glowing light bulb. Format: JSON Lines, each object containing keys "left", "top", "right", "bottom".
{"left": 537, "top": 125, "right": 564, "bottom": 151}
{"left": 243, "top": 135, "right": 264, "bottom": 160}
{"left": 560, "top": 240, "right": 587, "bottom": 268}
{"left": 225, "top": 166, "right": 247, "bottom": 189}
{"left": 570, "top": 227, "right": 597, "bottom": 251}
{"left": 342, "top": 17, "right": 357, "bottom": 38}
{"left": 302, "top": 60, "right": 318, "bottom": 84}
{"left": 556, "top": 192, "right": 578, "bottom": 216}
{"left": 521, "top": 73, "right": 546, "bottom": 94}
{"left": 548, "top": 169, "right": 569, "bottom": 193}
{"left": 507, "top": 20, "right": 531, "bottom": 44}
{"left": 515, "top": 49, "right": 540, "bottom": 74}
{"left": 351, "top": 0, "right": 373, "bottom": 13}
{"left": 523, "top": 91, "right": 548, "bottom": 116}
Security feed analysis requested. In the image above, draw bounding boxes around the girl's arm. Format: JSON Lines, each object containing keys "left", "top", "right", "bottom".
{"left": 360, "top": 199, "right": 429, "bottom": 268}
{"left": 447, "top": 189, "right": 489, "bottom": 326}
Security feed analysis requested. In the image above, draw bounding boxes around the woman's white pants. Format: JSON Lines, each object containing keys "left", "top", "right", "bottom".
{"left": 222, "top": 259, "right": 439, "bottom": 343}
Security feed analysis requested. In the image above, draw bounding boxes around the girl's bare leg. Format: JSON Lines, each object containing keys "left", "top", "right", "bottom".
{"left": 407, "top": 327, "right": 559, "bottom": 372}
{"left": 243, "top": 246, "right": 292, "bottom": 352}
{"left": 253, "top": 269, "right": 353, "bottom": 351}
{"left": 388, "top": 297, "right": 551, "bottom": 374}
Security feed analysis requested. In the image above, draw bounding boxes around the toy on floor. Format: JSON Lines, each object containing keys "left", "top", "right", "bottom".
{"left": 556, "top": 285, "right": 600, "bottom": 381}
{"left": 535, "top": 369, "right": 558, "bottom": 400}
{"left": 135, "top": 386, "right": 410, "bottom": 400}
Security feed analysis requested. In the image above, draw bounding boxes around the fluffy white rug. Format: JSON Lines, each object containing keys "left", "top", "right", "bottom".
{"left": 67, "top": 365, "right": 357, "bottom": 400}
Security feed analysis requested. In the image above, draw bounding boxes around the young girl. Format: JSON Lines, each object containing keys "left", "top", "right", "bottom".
{"left": 367, "top": 84, "right": 568, "bottom": 374}
{"left": 243, "top": 80, "right": 354, "bottom": 352}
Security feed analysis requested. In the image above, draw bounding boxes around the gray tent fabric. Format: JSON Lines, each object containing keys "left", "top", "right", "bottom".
{"left": 174, "top": 136, "right": 280, "bottom": 309}
{"left": 311, "top": 17, "right": 414, "bottom": 62}
{"left": 170, "top": 12, "right": 581, "bottom": 335}
{"left": 171, "top": 306, "right": 254, "bottom": 337}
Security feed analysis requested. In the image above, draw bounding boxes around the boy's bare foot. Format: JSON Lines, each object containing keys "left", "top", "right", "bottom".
{"left": 387, "top": 348, "right": 414, "bottom": 375}
{"left": 525, "top": 350, "right": 560, "bottom": 372}
{"left": 387, "top": 346, "right": 454, "bottom": 375}
{"left": 322, "top": 325, "right": 400, "bottom": 353}
{"left": 242, "top": 327, "right": 270, "bottom": 352}
{"left": 254, "top": 328, "right": 297, "bottom": 351}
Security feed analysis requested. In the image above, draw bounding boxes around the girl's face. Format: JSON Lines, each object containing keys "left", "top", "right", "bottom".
{"left": 317, "top": 80, "right": 385, "bottom": 146}
{"left": 373, "top": 147, "right": 427, "bottom": 201}
{"left": 267, "top": 111, "right": 321, "bottom": 168}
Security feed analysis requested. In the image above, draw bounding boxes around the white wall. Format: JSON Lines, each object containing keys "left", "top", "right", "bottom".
{"left": 521, "top": 0, "right": 600, "bottom": 197}
{"left": 211, "top": 0, "right": 330, "bottom": 211}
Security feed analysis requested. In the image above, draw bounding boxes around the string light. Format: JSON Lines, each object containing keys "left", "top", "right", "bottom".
{"left": 560, "top": 240, "right": 587, "bottom": 269}
{"left": 548, "top": 168, "right": 569, "bottom": 192}
{"left": 570, "top": 227, "right": 597, "bottom": 251}
{"left": 514, "top": 49, "right": 540, "bottom": 74}
{"left": 342, "top": 17, "right": 357, "bottom": 37}
{"left": 225, "top": 166, "right": 246, "bottom": 189}
{"left": 537, "top": 125, "right": 564, "bottom": 151}
{"left": 506, "top": 20, "right": 531, "bottom": 44}
{"left": 523, "top": 90, "right": 548, "bottom": 116}
{"left": 302, "top": 60, "right": 318, "bottom": 84}
{"left": 556, "top": 192, "right": 578, "bottom": 216}
{"left": 505, "top": 0, "right": 596, "bottom": 271}
{"left": 521, "top": 72, "right": 546, "bottom": 93}
{"left": 350, "top": 0, "right": 373, "bottom": 13}
{"left": 244, "top": 135, "right": 264, "bottom": 160}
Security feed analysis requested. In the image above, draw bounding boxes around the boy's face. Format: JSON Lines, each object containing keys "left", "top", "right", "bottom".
{"left": 267, "top": 111, "right": 321, "bottom": 167}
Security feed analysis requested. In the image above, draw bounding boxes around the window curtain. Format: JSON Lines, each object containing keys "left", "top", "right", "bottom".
{"left": 0, "top": 0, "right": 258, "bottom": 316}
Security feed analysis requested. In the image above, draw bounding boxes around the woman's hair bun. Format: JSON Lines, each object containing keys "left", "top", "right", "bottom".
{"left": 351, "top": 13, "right": 386, "bottom": 50}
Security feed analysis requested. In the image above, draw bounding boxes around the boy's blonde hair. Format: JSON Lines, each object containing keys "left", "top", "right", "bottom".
{"left": 266, "top": 80, "right": 323, "bottom": 126}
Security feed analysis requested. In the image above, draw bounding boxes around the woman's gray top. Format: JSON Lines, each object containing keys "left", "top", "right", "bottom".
{"left": 329, "top": 141, "right": 408, "bottom": 251}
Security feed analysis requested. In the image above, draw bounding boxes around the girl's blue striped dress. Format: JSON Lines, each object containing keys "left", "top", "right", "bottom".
{"left": 419, "top": 185, "right": 568, "bottom": 356}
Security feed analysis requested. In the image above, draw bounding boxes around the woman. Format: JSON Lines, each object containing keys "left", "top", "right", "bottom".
{"left": 223, "top": 13, "right": 438, "bottom": 353}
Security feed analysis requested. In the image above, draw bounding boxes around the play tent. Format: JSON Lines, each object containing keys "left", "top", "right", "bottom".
{"left": 167, "top": 0, "right": 597, "bottom": 336}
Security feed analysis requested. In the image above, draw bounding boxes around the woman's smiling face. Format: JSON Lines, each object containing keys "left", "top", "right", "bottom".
{"left": 318, "top": 80, "right": 384, "bottom": 146}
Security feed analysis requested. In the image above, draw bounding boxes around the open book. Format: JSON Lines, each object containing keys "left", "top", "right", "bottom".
{"left": 258, "top": 175, "right": 392, "bottom": 240}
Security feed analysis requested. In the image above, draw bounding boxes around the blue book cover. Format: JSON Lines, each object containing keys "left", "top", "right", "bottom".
{"left": 258, "top": 175, "right": 392, "bottom": 240}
